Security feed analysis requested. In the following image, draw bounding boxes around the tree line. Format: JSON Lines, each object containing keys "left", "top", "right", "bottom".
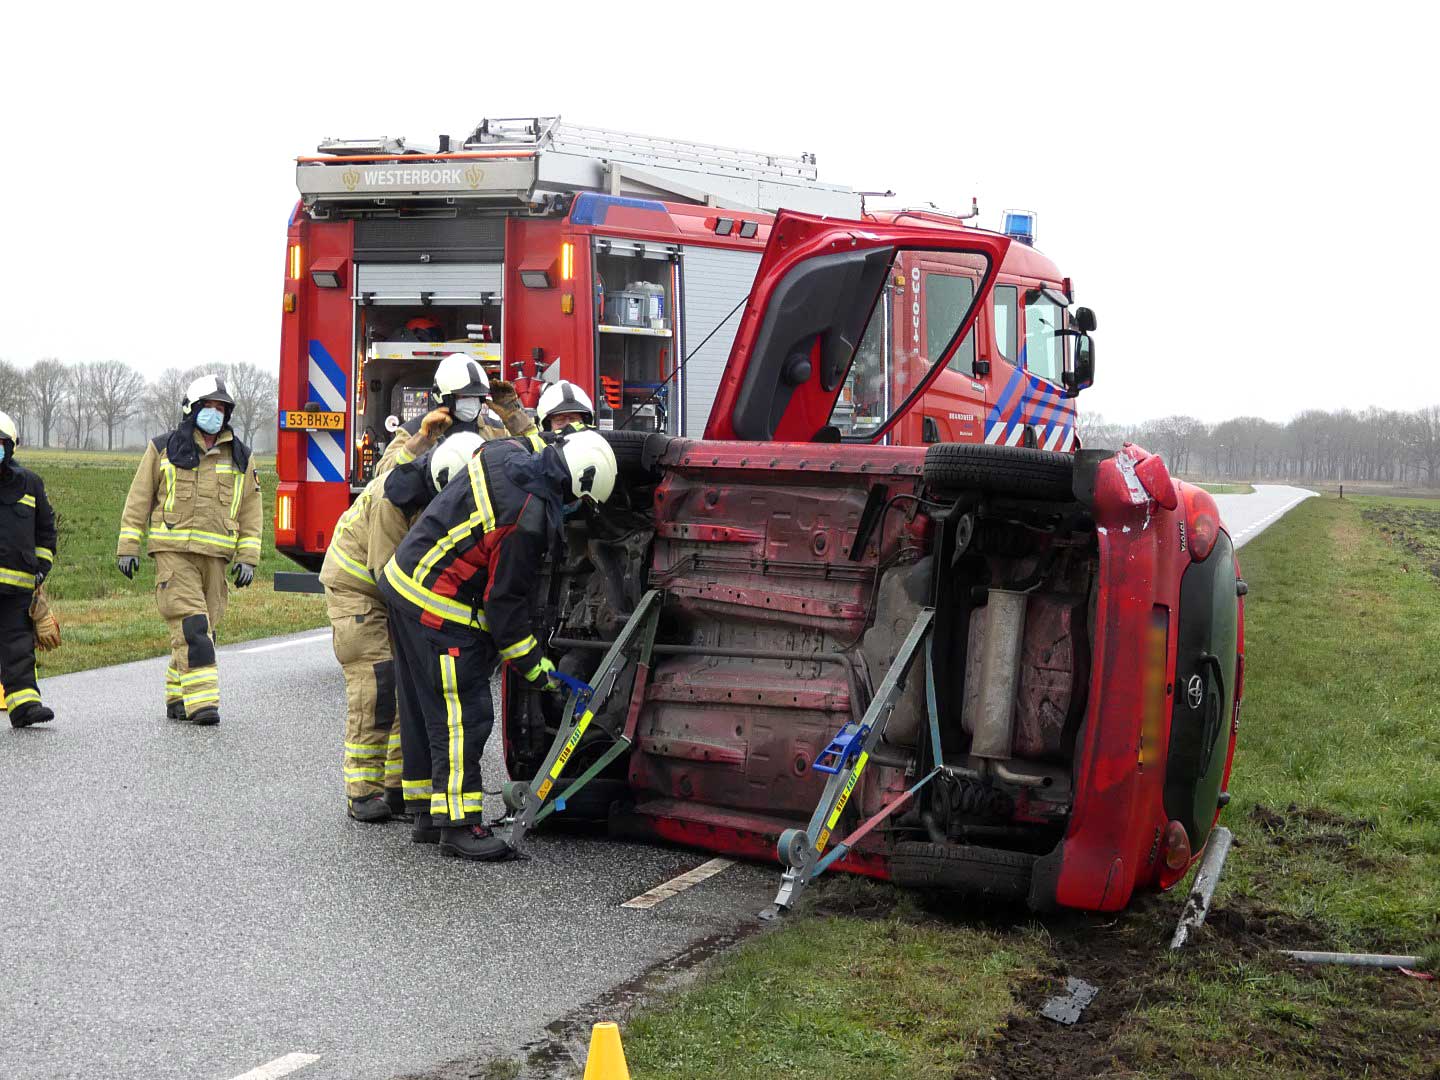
{"left": 0, "top": 358, "right": 279, "bottom": 452}
{"left": 1079, "top": 406, "right": 1440, "bottom": 486}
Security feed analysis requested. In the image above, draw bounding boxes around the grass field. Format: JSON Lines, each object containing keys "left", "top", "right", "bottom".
{"left": 1197, "top": 481, "right": 1257, "bottom": 495}
{"left": 504, "top": 494, "right": 1439, "bottom": 1080}
{"left": 23, "top": 448, "right": 325, "bottom": 677}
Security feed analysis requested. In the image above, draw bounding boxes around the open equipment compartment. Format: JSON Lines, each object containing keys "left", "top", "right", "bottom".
{"left": 591, "top": 237, "right": 678, "bottom": 434}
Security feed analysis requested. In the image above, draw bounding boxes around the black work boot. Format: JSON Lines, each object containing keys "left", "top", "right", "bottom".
{"left": 411, "top": 813, "right": 441, "bottom": 845}
{"left": 348, "top": 793, "right": 392, "bottom": 824}
{"left": 439, "top": 824, "right": 511, "bottom": 862}
{"left": 165, "top": 701, "right": 186, "bottom": 722}
{"left": 384, "top": 788, "right": 411, "bottom": 821}
{"left": 9, "top": 703, "right": 54, "bottom": 729}
{"left": 188, "top": 705, "right": 220, "bottom": 726}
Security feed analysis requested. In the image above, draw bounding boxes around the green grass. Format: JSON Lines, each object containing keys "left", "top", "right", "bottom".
{"left": 600, "top": 494, "right": 1439, "bottom": 1080}
{"left": 1197, "top": 482, "right": 1257, "bottom": 495}
{"left": 24, "top": 448, "right": 325, "bottom": 676}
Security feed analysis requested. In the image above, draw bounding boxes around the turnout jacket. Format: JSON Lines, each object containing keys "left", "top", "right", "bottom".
{"left": 0, "top": 461, "right": 57, "bottom": 595}
{"left": 380, "top": 438, "right": 560, "bottom": 676}
{"left": 117, "top": 423, "right": 263, "bottom": 566}
{"left": 377, "top": 384, "right": 540, "bottom": 474}
{"left": 319, "top": 455, "right": 436, "bottom": 610}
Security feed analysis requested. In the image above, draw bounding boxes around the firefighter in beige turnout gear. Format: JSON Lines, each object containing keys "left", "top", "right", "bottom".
{"left": 321, "top": 416, "right": 480, "bottom": 823}
{"left": 376, "top": 353, "right": 540, "bottom": 476}
{"left": 116, "top": 375, "right": 262, "bottom": 726}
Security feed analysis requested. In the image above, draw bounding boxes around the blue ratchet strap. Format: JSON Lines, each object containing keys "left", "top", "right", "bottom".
{"left": 546, "top": 670, "right": 596, "bottom": 812}
{"left": 812, "top": 723, "right": 870, "bottom": 775}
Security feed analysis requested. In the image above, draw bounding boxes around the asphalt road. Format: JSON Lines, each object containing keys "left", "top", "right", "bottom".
{"left": 1210, "top": 483, "right": 1316, "bottom": 549}
{"left": 0, "top": 484, "right": 1312, "bottom": 1080}
{"left": 0, "top": 627, "right": 775, "bottom": 1080}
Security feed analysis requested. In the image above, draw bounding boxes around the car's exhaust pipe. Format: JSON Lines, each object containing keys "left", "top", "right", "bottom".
{"left": 963, "top": 589, "right": 1029, "bottom": 759}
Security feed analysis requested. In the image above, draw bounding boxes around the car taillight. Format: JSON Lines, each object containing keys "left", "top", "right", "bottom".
{"left": 275, "top": 485, "right": 298, "bottom": 547}
{"left": 1182, "top": 485, "right": 1221, "bottom": 562}
{"left": 1162, "top": 819, "right": 1192, "bottom": 871}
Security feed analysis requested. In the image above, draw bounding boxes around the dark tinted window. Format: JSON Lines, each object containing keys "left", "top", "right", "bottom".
{"left": 993, "top": 285, "right": 1018, "bottom": 362}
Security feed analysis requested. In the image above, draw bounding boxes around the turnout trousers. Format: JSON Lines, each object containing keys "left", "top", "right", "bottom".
{"left": 154, "top": 550, "right": 227, "bottom": 715}
{"left": 0, "top": 590, "right": 41, "bottom": 714}
{"left": 325, "top": 592, "right": 402, "bottom": 800}
{"left": 388, "top": 612, "right": 496, "bottom": 827}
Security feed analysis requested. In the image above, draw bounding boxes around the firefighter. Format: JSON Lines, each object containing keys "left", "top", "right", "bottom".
{"left": 116, "top": 374, "right": 262, "bottom": 726}
{"left": 535, "top": 380, "right": 596, "bottom": 433}
{"left": 378, "top": 354, "right": 539, "bottom": 473}
{"left": 380, "top": 429, "right": 618, "bottom": 860}
{"left": 321, "top": 428, "right": 483, "bottom": 823}
{"left": 0, "top": 411, "right": 57, "bottom": 728}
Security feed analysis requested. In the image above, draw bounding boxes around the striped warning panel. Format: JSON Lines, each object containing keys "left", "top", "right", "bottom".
{"left": 306, "top": 339, "right": 347, "bottom": 482}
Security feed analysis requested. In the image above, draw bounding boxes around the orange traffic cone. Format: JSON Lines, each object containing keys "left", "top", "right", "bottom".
{"left": 581, "top": 1021, "right": 630, "bottom": 1080}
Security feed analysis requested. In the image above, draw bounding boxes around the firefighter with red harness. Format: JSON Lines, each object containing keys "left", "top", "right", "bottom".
{"left": 379, "top": 429, "right": 618, "bottom": 860}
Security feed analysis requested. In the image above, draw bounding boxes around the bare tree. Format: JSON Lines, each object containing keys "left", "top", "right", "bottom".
{"left": 225, "top": 361, "right": 279, "bottom": 446}
{"left": 0, "top": 359, "right": 26, "bottom": 437}
{"left": 61, "top": 364, "right": 93, "bottom": 449}
{"left": 90, "top": 360, "right": 147, "bottom": 450}
{"left": 142, "top": 367, "right": 206, "bottom": 438}
{"left": 1400, "top": 406, "right": 1440, "bottom": 486}
{"left": 26, "top": 358, "right": 67, "bottom": 448}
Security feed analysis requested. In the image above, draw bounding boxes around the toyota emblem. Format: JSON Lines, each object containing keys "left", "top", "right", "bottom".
{"left": 1186, "top": 674, "right": 1205, "bottom": 710}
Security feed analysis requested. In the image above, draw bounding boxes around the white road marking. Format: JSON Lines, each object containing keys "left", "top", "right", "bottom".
{"left": 237, "top": 632, "right": 330, "bottom": 655}
{"left": 1230, "top": 492, "right": 1316, "bottom": 549}
{"left": 621, "top": 858, "right": 734, "bottom": 910}
{"left": 227, "top": 1052, "right": 320, "bottom": 1080}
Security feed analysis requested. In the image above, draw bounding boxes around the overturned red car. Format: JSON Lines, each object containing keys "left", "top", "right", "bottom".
{"left": 502, "top": 212, "right": 1244, "bottom": 913}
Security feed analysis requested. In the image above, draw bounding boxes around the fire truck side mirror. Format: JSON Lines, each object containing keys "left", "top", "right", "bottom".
{"left": 1062, "top": 333, "right": 1095, "bottom": 397}
{"left": 1074, "top": 306, "right": 1097, "bottom": 333}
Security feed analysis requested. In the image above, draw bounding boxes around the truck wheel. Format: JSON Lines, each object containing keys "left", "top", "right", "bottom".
{"left": 888, "top": 841, "right": 1036, "bottom": 900}
{"left": 923, "top": 443, "right": 1074, "bottom": 501}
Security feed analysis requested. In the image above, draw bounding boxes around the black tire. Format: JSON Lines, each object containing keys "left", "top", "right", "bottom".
{"left": 923, "top": 443, "right": 1074, "bottom": 501}
{"left": 535, "top": 778, "right": 628, "bottom": 829}
{"left": 888, "top": 841, "right": 1036, "bottom": 900}
{"left": 598, "top": 428, "right": 653, "bottom": 476}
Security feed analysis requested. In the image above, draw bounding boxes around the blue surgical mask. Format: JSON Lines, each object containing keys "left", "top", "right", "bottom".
{"left": 0, "top": 445, "right": 7, "bottom": 464}
{"left": 196, "top": 407, "right": 224, "bottom": 435}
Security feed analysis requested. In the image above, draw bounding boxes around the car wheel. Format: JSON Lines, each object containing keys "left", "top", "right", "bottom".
{"left": 888, "top": 841, "right": 1036, "bottom": 900}
{"left": 923, "top": 443, "right": 1074, "bottom": 501}
{"left": 598, "top": 428, "right": 652, "bottom": 474}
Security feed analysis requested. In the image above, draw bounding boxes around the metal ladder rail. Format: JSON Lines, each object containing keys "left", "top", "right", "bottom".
{"left": 763, "top": 608, "right": 937, "bottom": 918}
{"left": 502, "top": 589, "right": 662, "bottom": 854}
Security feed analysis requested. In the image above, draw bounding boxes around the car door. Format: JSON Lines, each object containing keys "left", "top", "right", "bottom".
{"left": 703, "top": 211, "right": 1011, "bottom": 444}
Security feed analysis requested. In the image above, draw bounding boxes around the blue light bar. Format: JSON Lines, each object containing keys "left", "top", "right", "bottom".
{"left": 1002, "top": 209, "right": 1036, "bottom": 246}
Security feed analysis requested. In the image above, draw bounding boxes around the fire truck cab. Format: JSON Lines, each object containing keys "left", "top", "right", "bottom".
{"left": 275, "top": 118, "right": 1088, "bottom": 570}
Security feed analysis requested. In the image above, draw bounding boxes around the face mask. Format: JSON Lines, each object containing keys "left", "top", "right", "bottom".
{"left": 196, "top": 407, "right": 225, "bottom": 435}
{"left": 0, "top": 445, "right": 7, "bottom": 464}
{"left": 452, "top": 398, "right": 482, "bottom": 423}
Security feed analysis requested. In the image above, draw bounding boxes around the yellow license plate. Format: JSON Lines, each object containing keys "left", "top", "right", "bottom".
{"left": 281, "top": 410, "right": 345, "bottom": 431}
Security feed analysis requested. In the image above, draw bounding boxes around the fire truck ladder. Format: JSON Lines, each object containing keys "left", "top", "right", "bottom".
{"left": 501, "top": 589, "right": 662, "bottom": 854}
{"left": 762, "top": 607, "right": 947, "bottom": 919}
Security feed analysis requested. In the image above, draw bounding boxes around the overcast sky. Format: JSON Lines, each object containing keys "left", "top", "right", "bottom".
{"left": 2, "top": 2, "right": 1433, "bottom": 425}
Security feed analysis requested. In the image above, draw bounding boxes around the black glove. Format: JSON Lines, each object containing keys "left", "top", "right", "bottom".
{"left": 116, "top": 555, "right": 139, "bottom": 579}
{"left": 34, "top": 568, "right": 47, "bottom": 588}
{"left": 231, "top": 563, "right": 254, "bottom": 589}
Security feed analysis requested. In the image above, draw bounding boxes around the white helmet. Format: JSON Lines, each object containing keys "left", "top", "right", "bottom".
{"left": 536, "top": 380, "right": 596, "bottom": 427}
{"left": 0, "top": 410, "right": 17, "bottom": 443}
{"left": 432, "top": 353, "right": 490, "bottom": 408}
{"left": 182, "top": 373, "right": 235, "bottom": 416}
{"left": 558, "top": 429, "right": 618, "bottom": 505}
{"left": 429, "top": 431, "right": 485, "bottom": 492}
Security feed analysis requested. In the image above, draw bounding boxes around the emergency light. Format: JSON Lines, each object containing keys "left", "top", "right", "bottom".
{"left": 1002, "top": 210, "right": 1036, "bottom": 247}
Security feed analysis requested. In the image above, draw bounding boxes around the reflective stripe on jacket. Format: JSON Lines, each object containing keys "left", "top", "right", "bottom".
{"left": 0, "top": 463, "right": 57, "bottom": 595}
{"left": 116, "top": 428, "right": 263, "bottom": 564}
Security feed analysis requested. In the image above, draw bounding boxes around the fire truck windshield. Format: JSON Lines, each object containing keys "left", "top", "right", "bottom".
{"left": 830, "top": 250, "right": 989, "bottom": 439}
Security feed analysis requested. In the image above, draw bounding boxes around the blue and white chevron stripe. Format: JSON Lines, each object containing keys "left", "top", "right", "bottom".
{"left": 306, "top": 339, "right": 347, "bottom": 482}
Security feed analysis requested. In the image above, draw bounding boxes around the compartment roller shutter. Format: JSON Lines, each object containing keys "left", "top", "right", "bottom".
{"left": 679, "top": 245, "right": 762, "bottom": 436}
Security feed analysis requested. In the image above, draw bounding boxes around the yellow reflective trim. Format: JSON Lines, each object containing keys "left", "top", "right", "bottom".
{"left": 499, "top": 635, "right": 538, "bottom": 662}
{"left": 119, "top": 527, "right": 144, "bottom": 539}
{"left": 382, "top": 561, "right": 484, "bottom": 628}
{"left": 402, "top": 779, "right": 432, "bottom": 794}
{"left": 395, "top": 447, "right": 415, "bottom": 466}
{"left": 151, "top": 527, "right": 237, "bottom": 552}
{"left": 526, "top": 433, "right": 545, "bottom": 452}
{"left": 330, "top": 546, "right": 374, "bottom": 586}
{"left": 18, "top": 494, "right": 36, "bottom": 508}
{"left": 6, "top": 688, "right": 41, "bottom": 706}
{"left": 229, "top": 471, "right": 244, "bottom": 518}
{"left": 440, "top": 653, "right": 464, "bottom": 820}
{"left": 0, "top": 567, "right": 36, "bottom": 588}
{"left": 344, "top": 743, "right": 387, "bottom": 757}
{"left": 35, "top": 547, "right": 54, "bottom": 563}
{"left": 161, "top": 461, "right": 177, "bottom": 513}
{"left": 344, "top": 767, "right": 384, "bottom": 779}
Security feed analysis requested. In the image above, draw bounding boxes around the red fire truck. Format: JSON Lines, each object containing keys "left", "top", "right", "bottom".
{"left": 274, "top": 118, "right": 1085, "bottom": 570}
